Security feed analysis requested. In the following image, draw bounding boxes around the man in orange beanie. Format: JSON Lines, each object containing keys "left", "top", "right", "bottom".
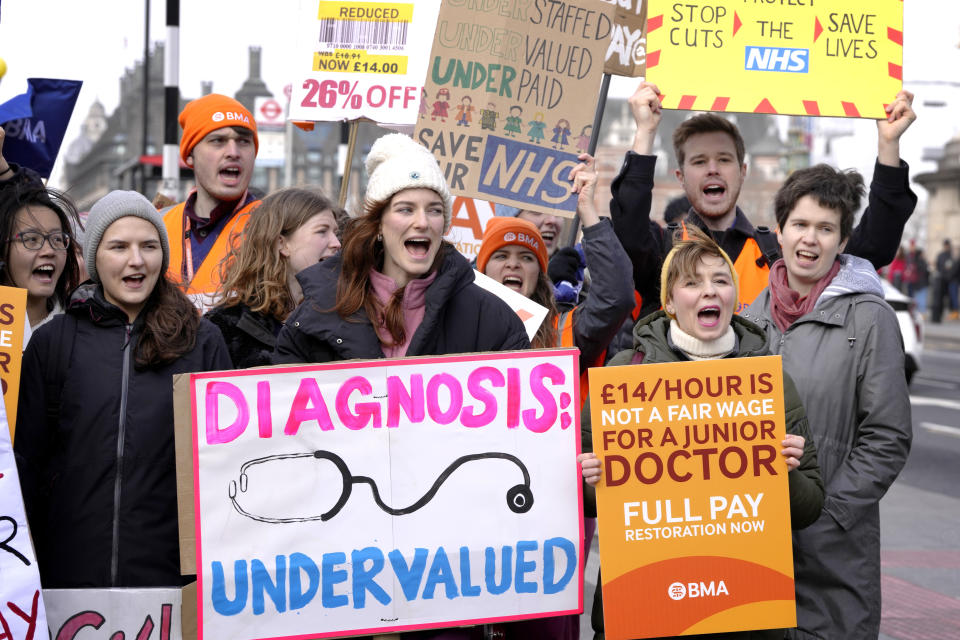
{"left": 162, "top": 93, "right": 260, "bottom": 308}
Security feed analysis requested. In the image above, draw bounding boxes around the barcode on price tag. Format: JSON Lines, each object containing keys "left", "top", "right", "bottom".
{"left": 317, "top": 2, "right": 412, "bottom": 51}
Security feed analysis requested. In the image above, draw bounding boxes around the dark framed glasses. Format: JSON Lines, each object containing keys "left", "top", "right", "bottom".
{"left": 12, "top": 231, "right": 70, "bottom": 251}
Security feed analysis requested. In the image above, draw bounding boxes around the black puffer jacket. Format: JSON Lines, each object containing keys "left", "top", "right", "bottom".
{"left": 274, "top": 244, "right": 530, "bottom": 363}
{"left": 205, "top": 302, "right": 283, "bottom": 369}
{"left": 15, "top": 284, "right": 231, "bottom": 588}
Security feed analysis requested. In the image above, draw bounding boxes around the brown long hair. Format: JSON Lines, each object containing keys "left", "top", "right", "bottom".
{"left": 216, "top": 187, "right": 338, "bottom": 322}
{"left": 334, "top": 199, "right": 445, "bottom": 347}
{"left": 135, "top": 275, "right": 201, "bottom": 368}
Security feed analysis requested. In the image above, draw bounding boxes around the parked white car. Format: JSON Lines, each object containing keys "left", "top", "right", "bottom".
{"left": 881, "top": 278, "right": 923, "bottom": 385}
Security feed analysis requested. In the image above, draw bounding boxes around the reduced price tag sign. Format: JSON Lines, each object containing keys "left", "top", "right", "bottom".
{"left": 289, "top": 0, "right": 442, "bottom": 126}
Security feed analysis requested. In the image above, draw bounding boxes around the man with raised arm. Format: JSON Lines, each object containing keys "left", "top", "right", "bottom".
{"left": 610, "top": 82, "right": 917, "bottom": 319}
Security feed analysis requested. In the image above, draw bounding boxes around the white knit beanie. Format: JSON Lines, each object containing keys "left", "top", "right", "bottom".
{"left": 85, "top": 190, "right": 170, "bottom": 284}
{"left": 363, "top": 133, "right": 453, "bottom": 232}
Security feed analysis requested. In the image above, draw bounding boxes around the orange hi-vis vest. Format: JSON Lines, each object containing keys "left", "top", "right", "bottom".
{"left": 677, "top": 221, "right": 775, "bottom": 314}
{"left": 730, "top": 236, "right": 772, "bottom": 313}
{"left": 554, "top": 309, "right": 603, "bottom": 409}
{"left": 163, "top": 200, "right": 260, "bottom": 299}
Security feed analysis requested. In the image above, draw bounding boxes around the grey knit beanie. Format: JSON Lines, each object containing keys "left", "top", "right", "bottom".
{"left": 363, "top": 133, "right": 453, "bottom": 232}
{"left": 84, "top": 190, "right": 170, "bottom": 284}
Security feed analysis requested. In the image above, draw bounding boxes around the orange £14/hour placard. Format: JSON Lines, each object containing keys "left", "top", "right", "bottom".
{"left": 589, "top": 355, "right": 794, "bottom": 639}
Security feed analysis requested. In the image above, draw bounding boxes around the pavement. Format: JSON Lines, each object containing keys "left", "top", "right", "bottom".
{"left": 923, "top": 313, "right": 960, "bottom": 348}
{"left": 879, "top": 483, "right": 960, "bottom": 640}
{"left": 880, "top": 315, "right": 960, "bottom": 640}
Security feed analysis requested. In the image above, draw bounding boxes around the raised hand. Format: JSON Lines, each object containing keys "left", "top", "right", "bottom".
{"left": 629, "top": 81, "right": 662, "bottom": 155}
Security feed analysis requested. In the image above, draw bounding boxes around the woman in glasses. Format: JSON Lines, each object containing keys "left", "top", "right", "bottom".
{"left": 0, "top": 184, "right": 81, "bottom": 329}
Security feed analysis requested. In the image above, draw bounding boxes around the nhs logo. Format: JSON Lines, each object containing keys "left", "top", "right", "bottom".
{"left": 745, "top": 46, "right": 809, "bottom": 73}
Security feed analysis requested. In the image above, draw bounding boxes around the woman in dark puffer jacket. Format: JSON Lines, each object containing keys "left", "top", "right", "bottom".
{"left": 274, "top": 133, "right": 528, "bottom": 366}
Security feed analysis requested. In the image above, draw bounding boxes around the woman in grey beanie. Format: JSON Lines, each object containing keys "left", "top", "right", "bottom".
{"left": 15, "top": 189, "right": 231, "bottom": 589}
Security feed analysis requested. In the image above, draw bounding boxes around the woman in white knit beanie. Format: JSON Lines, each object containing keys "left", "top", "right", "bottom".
{"left": 274, "top": 132, "right": 529, "bottom": 365}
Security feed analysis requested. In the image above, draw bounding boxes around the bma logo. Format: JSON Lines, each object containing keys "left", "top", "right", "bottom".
{"left": 503, "top": 232, "right": 517, "bottom": 242}
{"left": 667, "top": 580, "right": 729, "bottom": 600}
{"left": 211, "top": 111, "right": 251, "bottom": 124}
{"left": 745, "top": 46, "right": 809, "bottom": 73}
{"left": 3, "top": 119, "right": 47, "bottom": 144}
{"left": 517, "top": 232, "right": 540, "bottom": 249}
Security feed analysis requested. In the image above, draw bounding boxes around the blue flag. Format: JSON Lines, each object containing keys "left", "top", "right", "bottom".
{"left": 0, "top": 78, "right": 83, "bottom": 178}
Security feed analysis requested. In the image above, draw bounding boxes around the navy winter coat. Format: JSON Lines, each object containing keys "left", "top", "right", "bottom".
{"left": 15, "top": 284, "right": 231, "bottom": 587}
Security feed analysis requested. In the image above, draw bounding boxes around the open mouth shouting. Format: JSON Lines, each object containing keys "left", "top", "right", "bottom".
{"left": 697, "top": 305, "right": 722, "bottom": 328}
{"left": 219, "top": 164, "right": 243, "bottom": 186}
{"left": 32, "top": 263, "right": 57, "bottom": 284}
{"left": 702, "top": 182, "right": 727, "bottom": 204}
{"left": 501, "top": 274, "right": 524, "bottom": 293}
{"left": 122, "top": 273, "right": 148, "bottom": 290}
{"left": 404, "top": 237, "right": 433, "bottom": 260}
{"left": 540, "top": 229, "right": 556, "bottom": 249}
{"left": 795, "top": 249, "right": 819, "bottom": 267}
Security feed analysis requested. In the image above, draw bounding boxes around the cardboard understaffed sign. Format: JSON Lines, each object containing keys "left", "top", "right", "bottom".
{"left": 176, "top": 350, "right": 583, "bottom": 640}
{"left": 414, "top": 0, "right": 613, "bottom": 217}
{"left": 589, "top": 356, "right": 794, "bottom": 639}
{"left": 0, "top": 286, "right": 27, "bottom": 440}
{"left": 288, "top": 0, "right": 442, "bottom": 126}
{"left": 603, "top": 0, "right": 648, "bottom": 77}
{"left": 0, "top": 401, "right": 50, "bottom": 640}
{"left": 44, "top": 588, "right": 182, "bottom": 640}
{"left": 645, "top": 0, "right": 903, "bottom": 118}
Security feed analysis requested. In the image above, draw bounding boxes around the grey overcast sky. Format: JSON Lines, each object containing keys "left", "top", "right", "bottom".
{"left": 1, "top": 0, "right": 959, "bottom": 191}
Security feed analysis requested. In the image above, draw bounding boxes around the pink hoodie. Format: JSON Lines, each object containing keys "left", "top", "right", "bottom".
{"left": 368, "top": 268, "right": 438, "bottom": 357}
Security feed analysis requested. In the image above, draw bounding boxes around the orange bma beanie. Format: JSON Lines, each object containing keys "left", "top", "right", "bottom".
{"left": 178, "top": 94, "right": 259, "bottom": 162}
{"left": 477, "top": 216, "right": 549, "bottom": 274}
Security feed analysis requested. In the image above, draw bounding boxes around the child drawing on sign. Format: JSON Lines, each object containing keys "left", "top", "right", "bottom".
{"left": 551, "top": 118, "right": 572, "bottom": 150}
{"left": 576, "top": 125, "right": 593, "bottom": 154}
{"left": 503, "top": 105, "right": 523, "bottom": 138}
{"left": 480, "top": 102, "right": 498, "bottom": 131}
{"left": 527, "top": 112, "right": 547, "bottom": 144}
{"left": 431, "top": 88, "right": 450, "bottom": 122}
{"left": 455, "top": 96, "right": 475, "bottom": 127}
{"left": 419, "top": 88, "right": 428, "bottom": 120}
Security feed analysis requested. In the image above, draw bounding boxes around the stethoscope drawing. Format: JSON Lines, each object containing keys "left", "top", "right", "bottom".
{"left": 227, "top": 450, "right": 533, "bottom": 523}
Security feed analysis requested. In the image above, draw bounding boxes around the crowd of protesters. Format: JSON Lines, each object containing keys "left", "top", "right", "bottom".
{"left": 2, "top": 83, "right": 924, "bottom": 639}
